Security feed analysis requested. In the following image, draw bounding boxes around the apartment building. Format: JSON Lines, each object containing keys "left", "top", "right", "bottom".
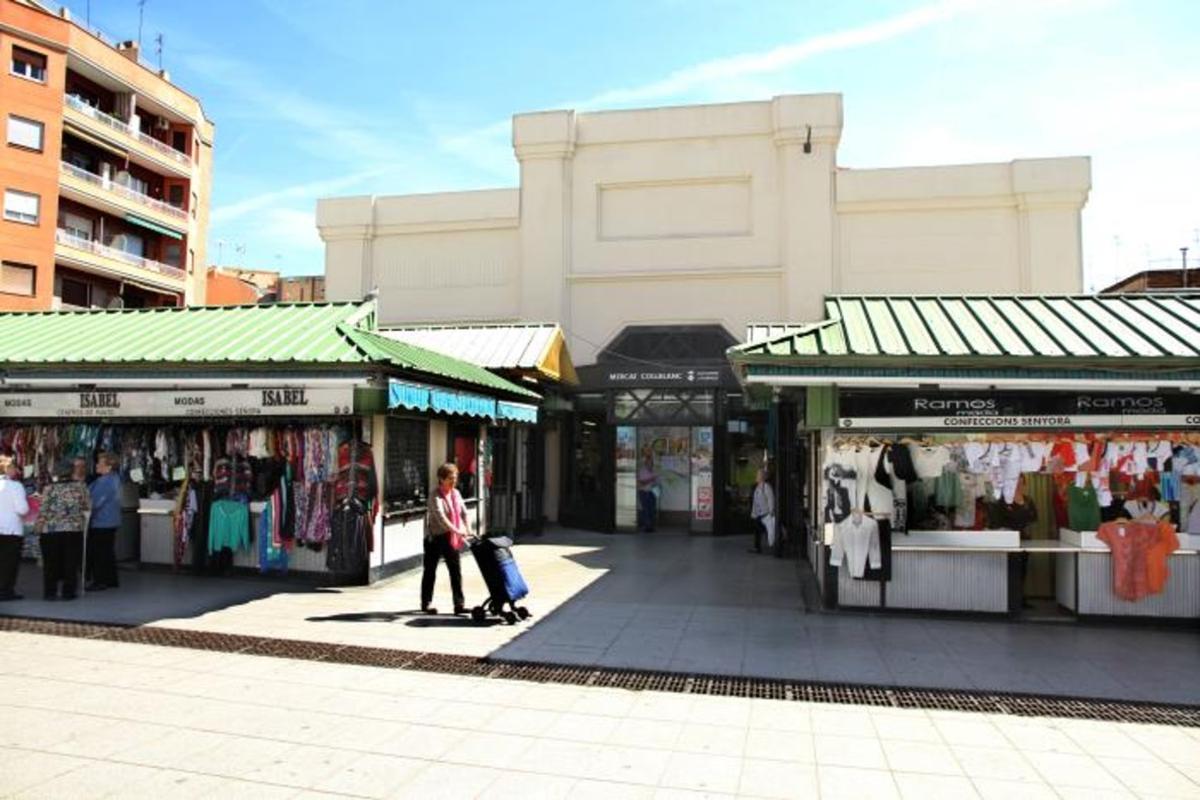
{"left": 1, "top": 0, "right": 213, "bottom": 310}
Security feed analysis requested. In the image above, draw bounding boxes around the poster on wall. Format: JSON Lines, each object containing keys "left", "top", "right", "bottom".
{"left": 691, "top": 427, "right": 714, "bottom": 521}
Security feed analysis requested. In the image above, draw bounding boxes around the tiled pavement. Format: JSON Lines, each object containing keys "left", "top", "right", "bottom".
{"left": 1, "top": 631, "right": 1198, "bottom": 799}
{"left": 4, "top": 529, "right": 1199, "bottom": 705}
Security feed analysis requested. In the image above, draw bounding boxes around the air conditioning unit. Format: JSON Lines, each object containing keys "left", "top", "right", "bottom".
{"left": 155, "top": 117, "right": 170, "bottom": 131}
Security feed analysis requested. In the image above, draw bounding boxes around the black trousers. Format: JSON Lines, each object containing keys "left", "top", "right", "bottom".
{"left": 0, "top": 536, "right": 21, "bottom": 596}
{"left": 42, "top": 530, "right": 83, "bottom": 598}
{"left": 86, "top": 527, "right": 119, "bottom": 588}
{"left": 421, "top": 534, "right": 463, "bottom": 609}
{"left": 752, "top": 516, "right": 764, "bottom": 552}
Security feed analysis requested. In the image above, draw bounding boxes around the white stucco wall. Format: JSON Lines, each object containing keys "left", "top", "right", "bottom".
{"left": 317, "top": 94, "right": 1090, "bottom": 349}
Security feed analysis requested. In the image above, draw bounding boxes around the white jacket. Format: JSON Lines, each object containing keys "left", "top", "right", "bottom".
{"left": 831, "top": 515, "right": 882, "bottom": 579}
{"left": 0, "top": 478, "right": 29, "bottom": 536}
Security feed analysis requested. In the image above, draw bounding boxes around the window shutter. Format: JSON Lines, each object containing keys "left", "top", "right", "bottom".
{"left": 0, "top": 263, "right": 35, "bottom": 296}
{"left": 6, "top": 116, "right": 43, "bottom": 150}
{"left": 3, "top": 190, "right": 39, "bottom": 222}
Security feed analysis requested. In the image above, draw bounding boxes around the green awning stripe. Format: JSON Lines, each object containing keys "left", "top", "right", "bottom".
{"left": 124, "top": 214, "right": 184, "bottom": 239}
{"left": 745, "top": 364, "right": 1200, "bottom": 382}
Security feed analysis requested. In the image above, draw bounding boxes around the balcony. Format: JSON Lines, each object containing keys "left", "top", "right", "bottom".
{"left": 63, "top": 94, "right": 192, "bottom": 176}
{"left": 55, "top": 228, "right": 186, "bottom": 291}
{"left": 59, "top": 162, "right": 188, "bottom": 234}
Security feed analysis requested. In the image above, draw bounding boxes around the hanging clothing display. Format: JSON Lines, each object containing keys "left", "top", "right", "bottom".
{"left": 830, "top": 513, "right": 882, "bottom": 579}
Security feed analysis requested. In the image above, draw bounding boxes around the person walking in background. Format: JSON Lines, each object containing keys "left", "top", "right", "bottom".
{"left": 86, "top": 453, "right": 122, "bottom": 591}
{"left": 636, "top": 454, "right": 659, "bottom": 532}
{"left": 422, "top": 463, "right": 468, "bottom": 615}
{"left": 0, "top": 456, "right": 30, "bottom": 601}
{"left": 750, "top": 468, "right": 776, "bottom": 554}
{"left": 37, "top": 458, "right": 90, "bottom": 601}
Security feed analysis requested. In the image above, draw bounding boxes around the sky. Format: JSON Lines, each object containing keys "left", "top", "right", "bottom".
{"left": 66, "top": 0, "right": 1200, "bottom": 289}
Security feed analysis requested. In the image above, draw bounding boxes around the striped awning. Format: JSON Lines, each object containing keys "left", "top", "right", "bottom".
{"left": 388, "top": 380, "right": 498, "bottom": 419}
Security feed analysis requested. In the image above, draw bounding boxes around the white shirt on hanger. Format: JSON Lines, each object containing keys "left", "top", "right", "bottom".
{"left": 831, "top": 513, "right": 882, "bottom": 579}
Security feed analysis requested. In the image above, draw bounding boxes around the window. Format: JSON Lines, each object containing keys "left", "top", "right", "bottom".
{"left": 172, "top": 130, "right": 187, "bottom": 153}
{"left": 187, "top": 248, "right": 194, "bottom": 274}
{"left": 3, "top": 189, "right": 39, "bottom": 224}
{"left": 11, "top": 47, "right": 47, "bottom": 82}
{"left": 163, "top": 243, "right": 181, "bottom": 267}
{"left": 190, "top": 191, "right": 198, "bottom": 218}
{"left": 6, "top": 116, "right": 43, "bottom": 151}
{"left": 59, "top": 277, "right": 91, "bottom": 307}
{"left": 385, "top": 417, "right": 430, "bottom": 512}
{"left": 0, "top": 262, "right": 35, "bottom": 296}
{"left": 61, "top": 212, "right": 93, "bottom": 240}
{"left": 168, "top": 184, "right": 184, "bottom": 208}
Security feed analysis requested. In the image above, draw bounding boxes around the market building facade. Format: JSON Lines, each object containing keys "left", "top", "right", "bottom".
{"left": 318, "top": 93, "right": 1092, "bottom": 536}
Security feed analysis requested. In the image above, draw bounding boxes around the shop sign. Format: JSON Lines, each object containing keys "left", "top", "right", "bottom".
{"left": 587, "top": 367, "right": 726, "bottom": 388}
{"left": 0, "top": 387, "right": 355, "bottom": 419}
{"left": 837, "top": 390, "right": 1200, "bottom": 430}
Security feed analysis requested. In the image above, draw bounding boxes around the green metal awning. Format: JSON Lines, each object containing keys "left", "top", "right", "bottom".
{"left": 0, "top": 301, "right": 541, "bottom": 402}
{"left": 125, "top": 214, "right": 184, "bottom": 240}
{"left": 732, "top": 293, "right": 1200, "bottom": 376}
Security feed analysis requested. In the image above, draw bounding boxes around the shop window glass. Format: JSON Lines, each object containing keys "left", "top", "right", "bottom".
{"left": 3, "top": 189, "right": 39, "bottom": 224}
{"left": 385, "top": 417, "right": 429, "bottom": 511}
{"left": 0, "top": 262, "right": 35, "bottom": 296}
{"left": 450, "top": 423, "right": 479, "bottom": 499}
{"left": 6, "top": 115, "right": 44, "bottom": 151}
{"left": 11, "top": 46, "right": 47, "bottom": 82}
{"left": 612, "top": 389, "right": 714, "bottom": 424}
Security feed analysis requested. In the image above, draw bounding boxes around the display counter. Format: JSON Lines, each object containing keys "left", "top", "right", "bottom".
{"left": 822, "top": 523, "right": 1200, "bottom": 619}
{"left": 823, "top": 526, "right": 1021, "bottom": 613}
{"left": 138, "top": 498, "right": 328, "bottom": 573}
{"left": 1057, "top": 529, "right": 1200, "bottom": 619}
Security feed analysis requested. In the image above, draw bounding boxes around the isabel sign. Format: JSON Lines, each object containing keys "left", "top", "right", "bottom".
{"left": 0, "top": 387, "right": 355, "bottom": 419}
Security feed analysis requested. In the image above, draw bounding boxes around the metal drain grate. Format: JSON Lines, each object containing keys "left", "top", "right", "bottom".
{"left": 3, "top": 615, "right": 1197, "bottom": 727}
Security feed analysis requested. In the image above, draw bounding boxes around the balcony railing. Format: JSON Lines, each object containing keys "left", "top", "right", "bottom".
{"left": 64, "top": 94, "right": 191, "bottom": 167}
{"left": 60, "top": 162, "right": 187, "bottom": 220}
{"left": 55, "top": 228, "right": 186, "bottom": 281}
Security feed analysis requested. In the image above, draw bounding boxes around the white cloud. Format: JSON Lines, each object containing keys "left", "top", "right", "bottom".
{"left": 210, "top": 169, "right": 387, "bottom": 224}
{"left": 437, "top": 0, "right": 985, "bottom": 175}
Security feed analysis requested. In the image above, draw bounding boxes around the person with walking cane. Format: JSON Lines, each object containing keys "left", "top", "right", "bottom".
{"left": 37, "top": 458, "right": 90, "bottom": 601}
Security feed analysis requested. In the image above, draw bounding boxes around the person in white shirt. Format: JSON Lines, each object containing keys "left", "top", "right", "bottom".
{"left": 0, "top": 456, "right": 30, "bottom": 601}
{"left": 750, "top": 469, "right": 776, "bottom": 554}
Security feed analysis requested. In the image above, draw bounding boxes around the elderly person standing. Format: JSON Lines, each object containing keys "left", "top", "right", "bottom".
{"left": 0, "top": 456, "right": 30, "bottom": 601}
{"left": 37, "top": 458, "right": 90, "bottom": 601}
{"left": 422, "top": 462, "right": 468, "bottom": 615}
{"left": 86, "top": 453, "right": 122, "bottom": 591}
{"left": 750, "top": 468, "right": 776, "bottom": 554}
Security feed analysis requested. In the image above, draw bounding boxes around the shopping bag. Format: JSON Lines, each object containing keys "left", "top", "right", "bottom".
{"left": 763, "top": 514, "right": 777, "bottom": 548}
